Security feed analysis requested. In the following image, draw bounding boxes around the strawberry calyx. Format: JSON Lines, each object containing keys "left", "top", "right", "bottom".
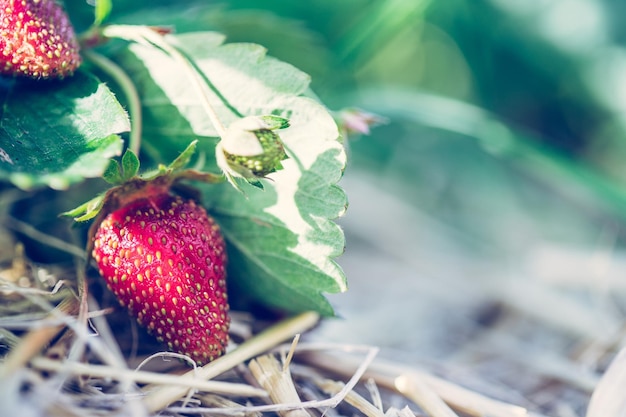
{"left": 63, "top": 140, "right": 222, "bottom": 228}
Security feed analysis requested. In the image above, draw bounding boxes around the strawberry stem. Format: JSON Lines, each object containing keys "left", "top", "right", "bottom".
{"left": 83, "top": 49, "right": 142, "bottom": 155}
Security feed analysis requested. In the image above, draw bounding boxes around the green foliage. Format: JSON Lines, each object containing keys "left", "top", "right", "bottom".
{"left": 1, "top": 2, "right": 350, "bottom": 315}
{"left": 108, "top": 29, "right": 311, "bottom": 167}
{"left": 0, "top": 71, "right": 129, "bottom": 190}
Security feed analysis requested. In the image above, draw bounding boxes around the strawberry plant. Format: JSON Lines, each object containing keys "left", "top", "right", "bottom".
{"left": 0, "top": 0, "right": 348, "bottom": 364}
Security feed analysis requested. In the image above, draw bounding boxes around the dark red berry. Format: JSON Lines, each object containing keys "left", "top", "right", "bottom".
{"left": 92, "top": 193, "right": 229, "bottom": 364}
{"left": 0, "top": 0, "right": 81, "bottom": 78}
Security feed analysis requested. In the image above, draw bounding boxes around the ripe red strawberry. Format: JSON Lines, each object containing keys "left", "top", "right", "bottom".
{"left": 0, "top": 0, "right": 81, "bottom": 79}
{"left": 92, "top": 193, "right": 229, "bottom": 364}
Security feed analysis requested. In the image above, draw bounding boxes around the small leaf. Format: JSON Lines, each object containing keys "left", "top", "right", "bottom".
{"left": 172, "top": 169, "right": 224, "bottom": 184}
{"left": 260, "top": 115, "right": 290, "bottom": 130}
{"left": 94, "top": 0, "right": 113, "bottom": 26}
{"left": 62, "top": 194, "right": 105, "bottom": 222}
{"left": 168, "top": 140, "right": 198, "bottom": 171}
{"left": 75, "top": 196, "right": 106, "bottom": 222}
{"left": 62, "top": 200, "right": 91, "bottom": 219}
{"left": 121, "top": 149, "right": 140, "bottom": 180}
{"left": 102, "top": 159, "right": 122, "bottom": 184}
{"left": 247, "top": 179, "right": 264, "bottom": 189}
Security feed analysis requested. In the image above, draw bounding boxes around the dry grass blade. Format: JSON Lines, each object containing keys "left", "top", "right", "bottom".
{"left": 365, "top": 378, "right": 384, "bottom": 411}
{"left": 30, "top": 357, "right": 267, "bottom": 397}
{"left": 0, "top": 328, "right": 20, "bottom": 350}
{"left": 496, "top": 279, "right": 620, "bottom": 343}
{"left": 197, "top": 394, "right": 263, "bottom": 417}
{"left": 166, "top": 343, "right": 379, "bottom": 415}
{"left": 394, "top": 371, "right": 531, "bottom": 417}
{"left": 249, "top": 354, "right": 310, "bottom": 417}
{"left": 303, "top": 352, "right": 543, "bottom": 417}
{"left": 142, "top": 311, "right": 320, "bottom": 412}
{"left": 394, "top": 373, "right": 460, "bottom": 417}
{"left": 318, "top": 379, "right": 386, "bottom": 417}
{"left": 0, "top": 296, "right": 78, "bottom": 378}
{"left": 452, "top": 325, "right": 601, "bottom": 394}
{"left": 4, "top": 215, "right": 86, "bottom": 260}
{"left": 385, "top": 406, "right": 421, "bottom": 417}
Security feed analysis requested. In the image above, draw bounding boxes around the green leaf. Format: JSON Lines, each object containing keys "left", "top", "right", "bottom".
{"left": 94, "top": 0, "right": 113, "bottom": 26}
{"left": 168, "top": 140, "right": 198, "bottom": 171}
{"left": 260, "top": 115, "right": 290, "bottom": 130}
{"left": 111, "top": 31, "right": 310, "bottom": 165}
{"left": 102, "top": 159, "right": 122, "bottom": 184}
{"left": 121, "top": 149, "right": 140, "bottom": 180}
{"left": 204, "top": 145, "right": 347, "bottom": 316}
{"left": 62, "top": 194, "right": 106, "bottom": 222}
{"left": 0, "top": 71, "right": 130, "bottom": 190}
{"left": 110, "top": 30, "right": 346, "bottom": 314}
{"left": 107, "top": 31, "right": 226, "bottom": 164}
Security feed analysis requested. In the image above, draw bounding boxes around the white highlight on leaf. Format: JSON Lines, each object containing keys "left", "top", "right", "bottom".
{"left": 128, "top": 38, "right": 233, "bottom": 138}
{"left": 221, "top": 117, "right": 266, "bottom": 156}
{"left": 263, "top": 97, "right": 348, "bottom": 293}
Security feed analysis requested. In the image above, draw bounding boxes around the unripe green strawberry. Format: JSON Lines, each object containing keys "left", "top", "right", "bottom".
{"left": 92, "top": 193, "right": 229, "bottom": 364}
{"left": 216, "top": 116, "right": 289, "bottom": 188}
{"left": 0, "top": 0, "right": 81, "bottom": 79}
{"left": 223, "top": 129, "right": 287, "bottom": 178}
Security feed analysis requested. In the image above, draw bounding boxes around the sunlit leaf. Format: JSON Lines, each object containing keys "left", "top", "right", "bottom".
{"left": 112, "top": 30, "right": 346, "bottom": 314}
{"left": 0, "top": 71, "right": 129, "bottom": 190}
